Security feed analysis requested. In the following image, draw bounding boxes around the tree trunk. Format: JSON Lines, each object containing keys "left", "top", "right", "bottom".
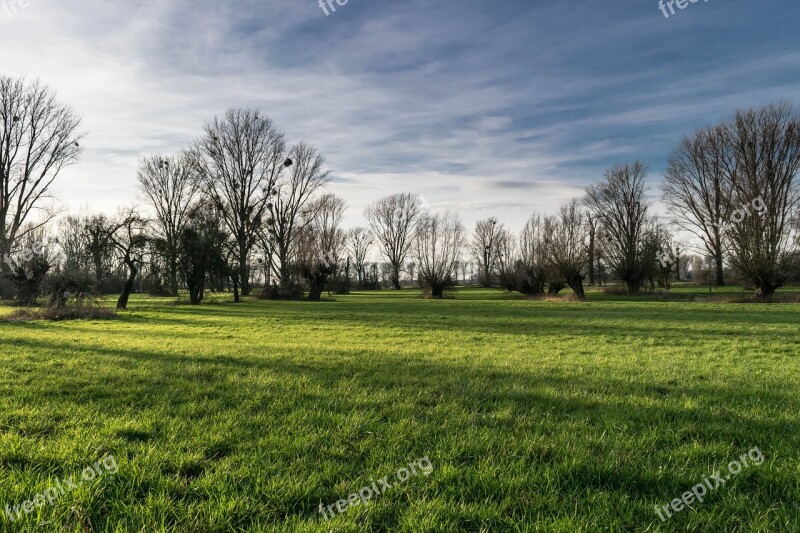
{"left": 277, "top": 248, "right": 293, "bottom": 293}
{"left": 239, "top": 250, "right": 249, "bottom": 296}
{"left": 93, "top": 252, "right": 103, "bottom": 286}
{"left": 392, "top": 265, "right": 401, "bottom": 290}
{"left": 307, "top": 276, "right": 326, "bottom": 301}
{"left": 431, "top": 284, "right": 444, "bottom": 298}
{"left": 715, "top": 250, "right": 725, "bottom": 287}
{"left": 117, "top": 263, "right": 138, "bottom": 309}
{"left": 568, "top": 275, "right": 585, "bottom": 299}
{"left": 626, "top": 280, "right": 640, "bottom": 295}
{"left": 480, "top": 265, "right": 492, "bottom": 287}
{"left": 756, "top": 281, "right": 779, "bottom": 299}
{"left": 232, "top": 275, "right": 240, "bottom": 303}
{"left": 188, "top": 275, "right": 203, "bottom": 305}
{"left": 168, "top": 253, "right": 179, "bottom": 297}
{"left": 548, "top": 282, "right": 564, "bottom": 295}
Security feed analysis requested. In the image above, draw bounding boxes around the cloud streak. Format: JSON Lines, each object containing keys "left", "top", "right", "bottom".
{"left": 0, "top": 0, "right": 797, "bottom": 230}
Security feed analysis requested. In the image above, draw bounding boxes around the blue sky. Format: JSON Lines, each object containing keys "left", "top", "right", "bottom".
{"left": 0, "top": 0, "right": 798, "bottom": 229}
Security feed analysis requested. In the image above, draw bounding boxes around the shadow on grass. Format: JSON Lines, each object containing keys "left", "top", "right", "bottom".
{"left": 1, "top": 295, "right": 798, "bottom": 530}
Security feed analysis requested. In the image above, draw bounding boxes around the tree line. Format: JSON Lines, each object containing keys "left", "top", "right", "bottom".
{"left": 2, "top": 74, "right": 799, "bottom": 309}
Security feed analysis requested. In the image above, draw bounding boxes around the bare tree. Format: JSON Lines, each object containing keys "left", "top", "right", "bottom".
{"left": 191, "top": 108, "right": 289, "bottom": 296}
{"left": 470, "top": 217, "right": 504, "bottom": 287}
{"left": 264, "top": 142, "right": 330, "bottom": 295}
{"left": 585, "top": 161, "right": 652, "bottom": 294}
{"left": 414, "top": 211, "right": 465, "bottom": 298}
{"left": 83, "top": 214, "right": 114, "bottom": 287}
{"left": 520, "top": 215, "right": 549, "bottom": 290}
{"left": 651, "top": 222, "right": 677, "bottom": 289}
{"left": 495, "top": 230, "right": 516, "bottom": 288}
{"left": 407, "top": 261, "right": 417, "bottom": 284}
{"left": 586, "top": 213, "right": 597, "bottom": 286}
{"left": 662, "top": 125, "right": 734, "bottom": 286}
{"left": 295, "top": 194, "right": 346, "bottom": 301}
{"left": 545, "top": 200, "right": 589, "bottom": 298}
{"left": 3, "top": 226, "right": 54, "bottom": 305}
{"left": 724, "top": 102, "right": 800, "bottom": 298}
{"left": 58, "top": 215, "right": 89, "bottom": 273}
{"left": 104, "top": 210, "right": 149, "bottom": 310}
{"left": 498, "top": 214, "right": 548, "bottom": 295}
{"left": 365, "top": 193, "right": 423, "bottom": 290}
{"left": 137, "top": 153, "right": 200, "bottom": 296}
{"left": 0, "top": 76, "right": 82, "bottom": 267}
{"left": 346, "top": 227, "right": 373, "bottom": 285}
{"left": 178, "top": 203, "right": 228, "bottom": 305}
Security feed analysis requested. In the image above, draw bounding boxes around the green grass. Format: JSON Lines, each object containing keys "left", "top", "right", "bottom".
{"left": 0, "top": 288, "right": 798, "bottom": 531}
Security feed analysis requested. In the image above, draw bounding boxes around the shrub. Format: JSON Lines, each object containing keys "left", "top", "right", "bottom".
{"left": 4, "top": 255, "right": 51, "bottom": 306}
{"left": 5, "top": 306, "right": 116, "bottom": 322}
{"left": 258, "top": 283, "right": 305, "bottom": 300}
{"left": 46, "top": 270, "right": 98, "bottom": 308}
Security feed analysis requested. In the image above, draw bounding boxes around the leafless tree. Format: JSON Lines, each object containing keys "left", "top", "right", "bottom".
{"left": 0, "top": 76, "right": 82, "bottom": 268}
{"left": 724, "top": 102, "right": 800, "bottom": 297}
{"left": 3, "top": 225, "right": 54, "bottom": 305}
{"left": 498, "top": 214, "right": 548, "bottom": 295}
{"left": 58, "top": 215, "right": 89, "bottom": 273}
{"left": 407, "top": 261, "right": 417, "bottom": 284}
{"left": 662, "top": 125, "right": 734, "bottom": 286}
{"left": 83, "top": 214, "right": 114, "bottom": 286}
{"left": 520, "top": 215, "right": 548, "bottom": 285}
{"left": 264, "top": 142, "right": 330, "bottom": 294}
{"left": 178, "top": 203, "right": 228, "bottom": 305}
{"left": 414, "top": 211, "right": 465, "bottom": 298}
{"left": 295, "top": 194, "right": 346, "bottom": 301}
{"left": 365, "top": 193, "right": 423, "bottom": 290}
{"left": 649, "top": 221, "right": 676, "bottom": 289}
{"left": 190, "top": 108, "right": 289, "bottom": 296}
{"left": 346, "top": 227, "right": 373, "bottom": 285}
{"left": 545, "top": 200, "right": 589, "bottom": 298}
{"left": 104, "top": 210, "right": 149, "bottom": 309}
{"left": 469, "top": 217, "right": 504, "bottom": 287}
{"left": 585, "top": 161, "right": 652, "bottom": 294}
{"left": 696, "top": 255, "right": 718, "bottom": 293}
{"left": 137, "top": 153, "right": 200, "bottom": 296}
{"left": 495, "top": 230, "right": 516, "bottom": 287}
{"left": 586, "top": 213, "right": 597, "bottom": 286}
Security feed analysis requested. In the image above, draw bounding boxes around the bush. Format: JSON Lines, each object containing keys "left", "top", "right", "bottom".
{"left": 5, "top": 306, "right": 116, "bottom": 322}
{"left": 355, "top": 278, "right": 382, "bottom": 291}
{"left": 325, "top": 275, "right": 351, "bottom": 295}
{"left": 3, "top": 270, "right": 115, "bottom": 322}
{"left": 46, "top": 270, "right": 98, "bottom": 308}
{"left": 141, "top": 273, "right": 172, "bottom": 296}
{"left": 4, "top": 255, "right": 51, "bottom": 305}
{"left": 602, "top": 285, "right": 631, "bottom": 296}
{"left": 258, "top": 283, "right": 305, "bottom": 300}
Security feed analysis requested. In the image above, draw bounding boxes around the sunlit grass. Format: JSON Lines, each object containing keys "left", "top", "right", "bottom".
{"left": 0, "top": 287, "right": 798, "bottom": 531}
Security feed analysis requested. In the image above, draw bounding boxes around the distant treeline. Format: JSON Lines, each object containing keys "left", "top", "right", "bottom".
{"left": 1, "top": 74, "right": 799, "bottom": 307}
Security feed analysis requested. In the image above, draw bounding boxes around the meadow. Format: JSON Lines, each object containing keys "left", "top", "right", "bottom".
{"left": 0, "top": 287, "right": 798, "bottom": 532}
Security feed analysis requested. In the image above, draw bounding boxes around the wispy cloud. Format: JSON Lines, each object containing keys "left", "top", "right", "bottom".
{"left": 0, "top": 0, "right": 797, "bottom": 230}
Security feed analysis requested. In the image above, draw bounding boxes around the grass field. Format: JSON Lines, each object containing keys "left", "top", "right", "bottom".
{"left": 0, "top": 287, "right": 799, "bottom": 532}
